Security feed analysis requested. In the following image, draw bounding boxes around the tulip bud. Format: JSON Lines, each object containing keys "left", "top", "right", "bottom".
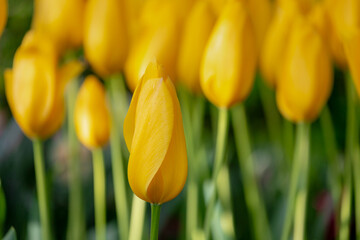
{"left": 5, "top": 31, "right": 84, "bottom": 139}
{"left": 260, "top": 1, "right": 302, "bottom": 87}
{"left": 177, "top": 0, "right": 216, "bottom": 93}
{"left": 84, "top": 0, "right": 128, "bottom": 77}
{"left": 124, "top": 61, "right": 187, "bottom": 204}
{"left": 32, "top": 0, "right": 85, "bottom": 54}
{"left": 200, "top": 0, "right": 256, "bottom": 108}
{"left": 125, "top": 4, "right": 180, "bottom": 92}
{"left": 309, "top": 3, "right": 347, "bottom": 69}
{"left": 0, "top": 0, "right": 7, "bottom": 37}
{"left": 331, "top": 0, "right": 360, "bottom": 39}
{"left": 276, "top": 18, "right": 333, "bottom": 122}
{"left": 74, "top": 76, "right": 111, "bottom": 149}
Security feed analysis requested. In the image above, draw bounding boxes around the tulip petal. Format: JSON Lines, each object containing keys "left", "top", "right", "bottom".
{"left": 57, "top": 60, "right": 84, "bottom": 92}
{"left": 127, "top": 77, "right": 175, "bottom": 202}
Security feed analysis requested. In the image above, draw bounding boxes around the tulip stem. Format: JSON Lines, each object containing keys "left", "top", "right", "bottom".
{"left": 203, "top": 107, "right": 229, "bottom": 239}
{"left": 129, "top": 195, "right": 146, "bottom": 240}
{"left": 150, "top": 204, "right": 161, "bottom": 240}
{"left": 319, "top": 106, "right": 340, "bottom": 221}
{"left": 340, "top": 73, "right": 358, "bottom": 240}
{"left": 66, "top": 78, "right": 85, "bottom": 240}
{"left": 106, "top": 74, "right": 130, "bottom": 240}
{"left": 92, "top": 149, "right": 106, "bottom": 240}
{"left": 281, "top": 123, "right": 310, "bottom": 240}
{"left": 231, "top": 104, "right": 272, "bottom": 240}
{"left": 32, "top": 139, "right": 52, "bottom": 240}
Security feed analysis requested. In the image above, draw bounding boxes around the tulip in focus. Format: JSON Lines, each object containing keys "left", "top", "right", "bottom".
{"left": 0, "top": 0, "right": 7, "bottom": 37}
{"left": 84, "top": 0, "right": 128, "bottom": 77}
{"left": 177, "top": 0, "right": 215, "bottom": 94}
{"left": 5, "top": 31, "right": 84, "bottom": 139}
{"left": 32, "top": 0, "right": 85, "bottom": 55}
{"left": 276, "top": 18, "right": 333, "bottom": 122}
{"left": 200, "top": 0, "right": 256, "bottom": 108}
{"left": 124, "top": 61, "right": 187, "bottom": 204}
{"left": 125, "top": 3, "right": 180, "bottom": 92}
{"left": 74, "top": 75, "right": 111, "bottom": 149}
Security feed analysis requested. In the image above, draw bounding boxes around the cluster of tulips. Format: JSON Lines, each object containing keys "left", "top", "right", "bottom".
{"left": 1, "top": 0, "right": 360, "bottom": 239}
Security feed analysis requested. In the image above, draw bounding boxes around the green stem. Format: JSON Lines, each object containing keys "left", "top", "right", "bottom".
{"left": 293, "top": 123, "right": 311, "bottom": 240}
{"left": 150, "top": 204, "right": 161, "bottom": 240}
{"left": 186, "top": 177, "right": 198, "bottom": 240}
{"left": 92, "top": 149, "right": 106, "bottom": 240}
{"left": 281, "top": 123, "right": 310, "bottom": 240}
{"left": 283, "top": 120, "right": 294, "bottom": 164}
{"left": 203, "top": 108, "right": 229, "bottom": 239}
{"left": 319, "top": 106, "right": 340, "bottom": 222}
{"left": 66, "top": 79, "right": 85, "bottom": 240}
{"left": 340, "top": 73, "right": 357, "bottom": 240}
{"left": 33, "top": 139, "right": 52, "bottom": 240}
{"left": 258, "top": 76, "right": 282, "bottom": 148}
{"left": 231, "top": 104, "right": 272, "bottom": 240}
{"left": 129, "top": 195, "right": 146, "bottom": 240}
{"left": 106, "top": 74, "right": 130, "bottom": 240}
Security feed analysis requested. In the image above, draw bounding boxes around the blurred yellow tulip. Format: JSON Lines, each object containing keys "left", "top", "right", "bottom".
{"left": 32, "top": 0, "right": 85, "bottom": 55}
{"left": 330, "top": 0, "right": 360, "bottom": 39}
{"left": 74, "top": 75, "right": 111, "bottom": 149}
{"left": 5, "top": 31, "right": 84, "bottom": 139}
{"left": 125, "top": 4, "right": 180, "bottom": 92}
{"left": 84, "top": 0, "right": 128, "bottom": 77}
{"left": 309, "top": 2, "right": 347, "bottom": 69}
{"left": 0, "top": 0, "right": 7, "bottom": 37}
{"left": 276, "top": 18, "right": 333, "bottom": 122}
{"left": 260, "top": 1, "right": 302, "bottom": 87}
{"left": 177, "top": 0, "right": 216, "bottom": 94}
{"left": 124, "top": 61, "right": 187, "bottom": 204}
{"left": 200, "top": 0, "right": 256, "bottom": 108}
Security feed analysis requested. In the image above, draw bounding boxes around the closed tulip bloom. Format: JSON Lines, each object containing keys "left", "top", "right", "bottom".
{"left": 276, "top": 18, "right": 333, "bottom": 122}
{"left": 124, "top": 61, "right": 187, "bottom": 204}
{"left": 200, "top": 0, "right": 256, "bottom": 108}
{"left": 125, "top": 5, "right": 179, "bottom": 92}
{"left": 5, "top": 31, "right": 84, "bottom": 139}
{"left": 33, "top": 0, "right": 85, "bottom": 54}
{"left": 260, "top": 1, "right": 302, "bottom": 87}
{"left": 331, "top": 0, "right": 360, "bottom": 39}
{"left": 177, "top": 0, "right": 215, "bottom": 93}
{"left": 74, "top": 76, "right": 111, "bottom": 149}
{"left": 84, "top": 0, "right": 128, "bottom": 77}
{"left": 0, "top": 0, "right": 7, "bottom": 37}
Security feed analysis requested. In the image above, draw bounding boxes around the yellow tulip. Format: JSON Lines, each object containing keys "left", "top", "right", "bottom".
{"left": 200, "top": 0, "right": 256, "bottom": 108}
{"left": 330, "top": 0, "right": 360, "bottom": 39}
{"left": 84, "top": 0, "right": 128, "bottom": 77}
{"left": 276, "top": 18, "right": 333, "bottom": 122}
{"left": 124, "top": 61, "right": 187, "bottom": 204}
{"left": 177, "top": 0, "right": 215, "bottom": 94}
{"left": 309, "top": 2, "right": 347, "bottom": 69}
{"left": 74, "top": 75, "right": 111, "bottom": 149}
{"left": 260, "top": 1, "right": 302, "bottom": 87}
{"left": 32, "top": 0, "right": 85, "bottom": 54}
{"left": 0, "top": 0, "right": 7, "bottom": 37}
{"left": 5, "top": 31, "right": 84, "bottom": 139}
{"left": 124, "top": 4, "right": 180, "bottom": 92}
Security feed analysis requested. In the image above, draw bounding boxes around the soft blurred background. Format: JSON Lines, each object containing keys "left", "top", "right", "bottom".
{"left": 0, "top": 0, "right": 355, "bottom": 239}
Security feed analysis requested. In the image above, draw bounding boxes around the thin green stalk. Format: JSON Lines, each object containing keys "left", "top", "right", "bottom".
{"left": 281, "top": 123, "right": 310, "bottom": 240}
{"left": 92, "top": 149, "right": 106, "bottom": 240}
{"left": 340, "top": 74, "right": 357, "bottom": 240}
{"left": 319, "top": 106, "right": 340, "bottom": 221}
{"left": 106, "top": 75, "right": 129, "bottom": 240}
{"left": 258, "top": 76, "right": 282, "bottom": 148}
{"left": 283, "top": 120, "right": 294, "bottom": 164}
{"left": 66, "top": 79, "right": 85, "bottom": 240}
{"left": 293, "top": 123, "right": 311, "bottom": 240}
{"left": 231, "top": 104, "right": 272, "bottom": 240}
{"left": 204, "top": 108, "right": 229, "bottom": 239}
{"left": 150, "top": 204, "right": 161, "bottom": 240}
{"left": 129, "top": 195, "right": 146, "bottom": 240}
{"left": 33, "top": 139, "right": 52, "bottom": 240}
